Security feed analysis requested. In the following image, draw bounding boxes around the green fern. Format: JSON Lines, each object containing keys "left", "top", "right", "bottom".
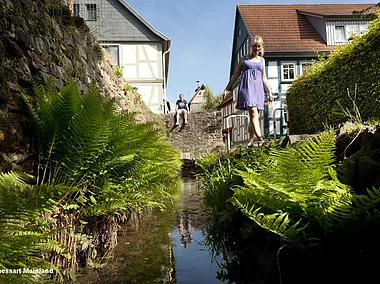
{"left": 0, "top": 172, "right": 68, "bottom": 282}
{"left": 352, "top": 187, "right": 380, "bottom": 213}
{"left": 231, "top": 198, "right": 306, "bottom": 242}
{"left": 16, "top": 80, "right": 182, "bottom": 280}
{"left": 229, "top": 130, "right": 380, "bottom": 244}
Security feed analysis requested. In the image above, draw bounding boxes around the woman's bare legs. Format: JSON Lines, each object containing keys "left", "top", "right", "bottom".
{"left": 247, "top": 106, "right": 264, "bottom": 143}
{"left": 248, "top": 124, "right": 256, "bottom": 143}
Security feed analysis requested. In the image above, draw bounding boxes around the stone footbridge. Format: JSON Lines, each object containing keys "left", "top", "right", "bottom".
{"left": 161, "top": 111, "right": 225, "bottom": 170}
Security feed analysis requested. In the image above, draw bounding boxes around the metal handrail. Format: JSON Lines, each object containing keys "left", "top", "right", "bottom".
{"left": 226, "top": 114, "right": 249, "bottom": 150}
{"left": 269, "top": 107, "right": 288, "bottom": 140}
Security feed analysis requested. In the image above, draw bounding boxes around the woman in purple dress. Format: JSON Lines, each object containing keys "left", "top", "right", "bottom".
{"left": 224, "top": 35, "right": 273, "bottom": 145}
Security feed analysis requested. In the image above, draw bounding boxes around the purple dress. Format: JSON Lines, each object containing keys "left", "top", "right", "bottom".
{"left": 236, "top": 56, "right": 265, "bottom": 111}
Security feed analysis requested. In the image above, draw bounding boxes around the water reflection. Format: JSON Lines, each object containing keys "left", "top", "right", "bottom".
{"left": 76, "top": 174, "right": 380, "bottom": 284}
{"left": 76, "top": 176, "right": 221, "bottom": 284}
{"left": 171, "top": 177, "right": 221, "bottom": 284}
{"left": 204, "top": 212, "right": 380, "bottom": 284}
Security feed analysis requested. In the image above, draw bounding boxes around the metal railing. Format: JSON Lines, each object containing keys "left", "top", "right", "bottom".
{"left": 268, "top": 106, "right": 288, "bottom": 140}
{"left": 226, "top": 114, "right": 249, "bottom": 151}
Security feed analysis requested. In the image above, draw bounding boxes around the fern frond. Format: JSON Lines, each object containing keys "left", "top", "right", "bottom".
{"left": 231, "top": 197, "right": 306, "bottom": 242}
{"left": 352, "top": 187, "right": 380, "bottom": 213}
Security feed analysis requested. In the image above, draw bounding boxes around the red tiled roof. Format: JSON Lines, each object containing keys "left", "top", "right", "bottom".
{"left": 297, "top": 4, "right": 379, "bottom": 17}
{"left": 237, "top": 4, "right": 378, "bottom": 53}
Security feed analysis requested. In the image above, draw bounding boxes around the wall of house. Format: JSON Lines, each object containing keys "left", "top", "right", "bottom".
{"left": 189, "top": 89, "right": 207, "bottom": 112}
{"left": 120, "top": 43, "right": 164, "bottom": 114}
{"left": 74, "top": 0, "right": 160, "bottom": 42}
{"left": 73, "top": 0, "right": 167, "bottom": 114}
{"left": 266, "top": 57, "right": 315, "bottom": 93}
{"left": 326, "top": 20, "right": 369, "bottom": 45}
{"left": 230, "top": 11, "right": 250, "bottom": 77}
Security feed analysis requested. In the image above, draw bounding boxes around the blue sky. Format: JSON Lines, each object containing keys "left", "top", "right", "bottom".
{"left": 125, "top": 0, "right": 376, "bottom": 105}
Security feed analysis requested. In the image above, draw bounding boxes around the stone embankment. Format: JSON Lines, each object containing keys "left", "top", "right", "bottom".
{"left": 161, "top": 111, "right": 225, "bottom": 171}
{"left": 0, "top": 0, "right": 153, "bottom": 173}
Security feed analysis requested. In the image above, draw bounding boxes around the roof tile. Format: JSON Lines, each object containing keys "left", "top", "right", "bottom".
{"left": 237, "top": 4, "right": 379, "bottom": 53}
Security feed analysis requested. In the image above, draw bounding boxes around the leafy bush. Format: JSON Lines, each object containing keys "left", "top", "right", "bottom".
{"left": 23, "top": 80, "right": 181, "bottom": 214}
{"left": 197, "top": 145, "right": 273, "bottom": 222}
{"left": 0, "top": 80, "right": 182, "bottom": 280}
{"left": 199, "top": 131, "right": 380, "bottom": 247}
{"left": 287, "top": 11, "right": 380, "bottom": 134}
{"left": 124, "top": 83, "right": 133, "bottom": 92}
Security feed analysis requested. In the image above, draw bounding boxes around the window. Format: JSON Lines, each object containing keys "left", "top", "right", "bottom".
{"left": 360, "top": 24, "right": 368, "bottom": 34}
{"left": 73, "top": 3, "right": 80, "bottom": 17}
{"left": 300, "top": 62, "right": 312, "bottom": 75}
{"left": 335, "top": 26, "right": 346, "bottom": 42}
{"left": 241, "top": 38, "right": 249, "bottom": 56}
{"left": 281, "top": 63, "right": 296, "bottom": 81}
{"left": 245, "top": 39, "right": 250, "bottom": 56}
{"left": 102, "top": 45, "right": 120, "bottom": 66}
{"left": 346, "top": 25, "right": 359, "bottom": 41}
{"left": 237, "top": 28, "right": 241, "bottom": 37}
{"left": 85, "top": 4, "right": 97, "bottom": 21}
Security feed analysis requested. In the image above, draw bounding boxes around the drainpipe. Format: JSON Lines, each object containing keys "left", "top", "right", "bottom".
{"left": 162, "top": 45, "right": 170, "bottom": 113}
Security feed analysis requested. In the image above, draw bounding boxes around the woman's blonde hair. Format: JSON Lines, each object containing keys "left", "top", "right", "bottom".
{"left": 252, "top": 35, "right": 264, "bottom": 56}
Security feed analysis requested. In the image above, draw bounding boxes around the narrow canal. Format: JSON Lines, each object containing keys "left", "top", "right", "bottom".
{"left": 77, "top": 175, "right": 223, "bottom": 283}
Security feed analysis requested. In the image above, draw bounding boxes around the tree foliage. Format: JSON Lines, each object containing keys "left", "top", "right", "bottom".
{"left": 200, "top": 85, "right": 222, "bottom": 112}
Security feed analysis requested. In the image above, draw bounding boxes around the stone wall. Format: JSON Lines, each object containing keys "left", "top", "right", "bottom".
{"left": 0, "top": 0, "right": 154, "bottom": 173}
{"left": 161, "top": 111, "right": 225, "bottom": 170}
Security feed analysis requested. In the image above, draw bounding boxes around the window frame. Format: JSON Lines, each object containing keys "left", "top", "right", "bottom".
{"left": 101, "top": 44, "right": 120, "bottom": 66}
{"left": 85, "top": 4, "right": 97, "bottom": 21}
{"left": 334, "top": 25, "right": 346, "bottom": 43}
{"left": 73, "top": 3, "right": 80, "bottom": 17}
{"left": 281, "top": 62, "right": 296, "bottom": 82}
{"left": 346, "top": 24, "right": 360, "bottom": 41}
{"left": 300, "top": 62, "right": 312, "bottom": 76}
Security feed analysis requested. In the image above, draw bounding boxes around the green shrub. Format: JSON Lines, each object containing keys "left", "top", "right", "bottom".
{"left": 197, "top": 145, "right": 273, "bottom": 222}
{"left": 287, "top": 11, "right": 380, "bottom": 134}
{"left": 0, "top": 172, "right": 70, "bottom": 283}
{"left": 6, "top": 80, "right": 182, "bottom": 280}
{"left": 199, "top": 131, "right": 380, "bottom": 247}
{"left": 113, "top": 65, "right": 123, "bottom": 78}
{"left": 23, "top": 80, "right": 181, "bottom": 213}
{"left": 124, "top": 83, "right": 133, "bottom": 92}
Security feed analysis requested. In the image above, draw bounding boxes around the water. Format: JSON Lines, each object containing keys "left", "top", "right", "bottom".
{"left": 76, "top": 177, "right": 222, "bottom": 283}
{"left": 170, "top": 177, "right": 221, "bottom": 284}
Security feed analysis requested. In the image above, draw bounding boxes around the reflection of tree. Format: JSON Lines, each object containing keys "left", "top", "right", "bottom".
{"left": 178, "top": 213, "right": 194, "bottom": 248}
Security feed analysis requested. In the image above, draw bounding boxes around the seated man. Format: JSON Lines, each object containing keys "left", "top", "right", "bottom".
{"left": 175, "top": 94, "right": 189, "bottom": 126}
